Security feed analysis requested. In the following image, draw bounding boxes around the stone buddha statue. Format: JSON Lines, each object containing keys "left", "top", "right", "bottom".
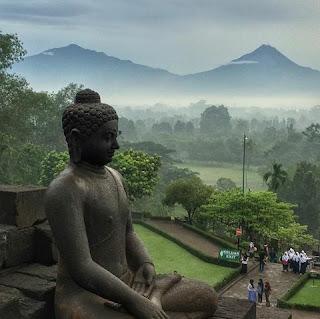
{"left": 45, "top": 89, "right": 218, "bottom": 319}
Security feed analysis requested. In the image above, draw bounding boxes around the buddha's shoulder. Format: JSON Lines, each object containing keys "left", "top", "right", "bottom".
{"left": 45, "top": 164, "right": 87, "bottom": 199}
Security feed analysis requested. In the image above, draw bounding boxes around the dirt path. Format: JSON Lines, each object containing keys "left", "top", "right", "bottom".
{"left": 142, "top": 219, "right": 320, "bottom": 319}
{"left": 145, "top": 219, "right": 221, "bottom": 257}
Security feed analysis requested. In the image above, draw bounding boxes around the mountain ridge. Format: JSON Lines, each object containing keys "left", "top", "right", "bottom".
{"left": 11, "top": 44, "right": 320, "bottom": 105}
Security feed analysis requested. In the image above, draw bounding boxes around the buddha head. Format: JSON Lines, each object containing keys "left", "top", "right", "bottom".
{"left": 62, "top": 89, "right": 119, "bottom": 165}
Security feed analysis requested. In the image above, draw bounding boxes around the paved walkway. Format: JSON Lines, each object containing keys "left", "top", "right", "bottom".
{"left": 143, "top": 219, "right": 320, "bottom": 319}
{"left": 145, "top": 219, "right": 221, "bottom": 257}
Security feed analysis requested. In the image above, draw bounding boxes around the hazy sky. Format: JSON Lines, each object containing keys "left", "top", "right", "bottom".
{"left": 1, "top": 0, "right": 319, "bottom": 75}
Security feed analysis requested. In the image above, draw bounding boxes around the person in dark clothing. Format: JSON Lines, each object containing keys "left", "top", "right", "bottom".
{"left": 259, "top": 249, "right": 266, "bottom": 272}
{"left": 264, "top": 281, "right": 271, "bottom": 307}
{"left": 257, "top": 279, "right": 264, "bottom": 303}
{"left": 241, "top": 254, "right": 248, "bottom": 274}
{"left": 269, "top": 248, "right": 277, "bottom": 263}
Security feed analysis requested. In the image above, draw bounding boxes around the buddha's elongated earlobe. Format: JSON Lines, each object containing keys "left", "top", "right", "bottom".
{"left": 69, "top": 129, "right": 82, "bottom": 163}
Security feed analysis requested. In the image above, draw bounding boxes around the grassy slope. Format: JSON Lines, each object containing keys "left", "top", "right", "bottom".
{"left": 175, "top": 161, "right": 266, "bottom": 191}
{"left": 288, "top": 279, "right": 320, "bottom": 307}
{"left": 134, "top": 224, "right": 235, "bottom": 287}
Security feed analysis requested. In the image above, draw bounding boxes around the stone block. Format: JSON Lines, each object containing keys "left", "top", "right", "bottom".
{"left": 0, "top": 284, "right": 53, "bottom": 319}
{"left": 212, "top": 297, "right": 256, "bottom": 319}
{"left": 257, "top": 307, "right": 292, "bottom": 319}
{"left": 0, "top": 225, "right": 16, "bottom": 269}
{"left": 34, "top": 221, "right": 57, "bottom": 264}
{"left": 0, "top": 185, "right": 47, "bottom": 229}
{"left": 0, "top": 272, "right": 55, "bottom": 303}
{"left": 0, "top": 291, "right": 20, "bottom": 319}
{"left": 19, "top": 296, "right": 52, "bottom": 319}
{"left": 4, "top": 227, "right": 35, "bottom": 267}
{"left": 17, "top": 263, "right": 57, "bottom": 281}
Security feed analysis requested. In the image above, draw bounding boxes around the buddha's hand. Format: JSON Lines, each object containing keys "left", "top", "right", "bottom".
{"left": 126, "top": 296, "right": 169, "bottom": 319}
{"left": 131, "top": 262, "right": 156, "bottom": 298}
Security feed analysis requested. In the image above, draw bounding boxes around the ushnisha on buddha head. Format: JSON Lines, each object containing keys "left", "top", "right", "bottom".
{"left": 62, "top": 89, "right": 120, "bottom": 166}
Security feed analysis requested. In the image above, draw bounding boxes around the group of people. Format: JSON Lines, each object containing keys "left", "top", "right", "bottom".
{"left": 248, "top": 279, "right": 272, "bottom": 307}
{"left": 281, "top": 248, "right": 309, "bottom": 275}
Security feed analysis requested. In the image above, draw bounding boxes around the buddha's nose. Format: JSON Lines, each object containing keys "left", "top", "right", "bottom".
{"left": 113, "top": 139, "right": 120, "bottom": 149}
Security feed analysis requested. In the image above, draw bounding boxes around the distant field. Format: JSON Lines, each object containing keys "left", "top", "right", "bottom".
{"left": 134, "top": 224, "right": 236, "bottom": 287}
{"left": 175, "top": 161, "right": 266, "bottom": 191}
{"left": 288, "top": 279, "right": 320, "bottom": 307}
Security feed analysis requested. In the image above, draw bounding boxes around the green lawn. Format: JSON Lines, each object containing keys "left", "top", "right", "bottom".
{"left": 288, "top": 279, "right": 320, "bottom": 307}
{"left": 134, "top": 224, "right": 236, "bottom": 287}
{"left": 175, "top": 161, "right": 266, "bottom": 191}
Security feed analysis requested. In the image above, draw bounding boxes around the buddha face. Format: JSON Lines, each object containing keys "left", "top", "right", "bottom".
{"left": 79, "top": 120, "right": 120, "bottom": 166}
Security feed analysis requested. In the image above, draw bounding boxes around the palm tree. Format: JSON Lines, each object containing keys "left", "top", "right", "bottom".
{"left": 263, "top": 163, "right": 288, "bottom": 192}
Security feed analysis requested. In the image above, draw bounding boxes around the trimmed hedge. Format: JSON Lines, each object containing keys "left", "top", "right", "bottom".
{"left": 277, "top": 272, "right": 320, "bottom": 312}
{"left": 134, "top": 220, "right": 240, "bottom": 269}
{"left": 181, "top": 223, "right": 237, "bottom": 250}
{"left": 214, "top": 267, "right": 241, "bottom": 292}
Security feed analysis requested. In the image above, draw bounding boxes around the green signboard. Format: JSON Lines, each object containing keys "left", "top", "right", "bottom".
{"left": 219, "top": 248, "right": 240, "bottom": 261}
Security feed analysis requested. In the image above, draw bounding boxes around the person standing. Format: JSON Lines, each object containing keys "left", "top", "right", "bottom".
{"left": 282, "top": 252, "right": 289, "bottom": 272}
{"left": 299, "top": 252, "right": 307, "bottom": 275}
{"left": 241, "top": 253, "right": 248, "bottom": 274}
{"left": 264, "top": 281, "right": 272, "bottom": 307}
{"left": 293, "top": 252, "right": 300, "bottom": 273}
{"left": 269, "top": 248, "right": 277, "bottom": 263}
{"left": 247, "top": 279, "right": 257, "bottom": 303}
{"left": 288, "top": 248, "right": 295, "bottom": 271}
{"left": 257, "top": 279, "right": 264, "bottom": 303}
{"left": 248, "top": 241, "right": 255, "bottom": 262}
{"left": 259, "top": 249, "right": 266, "bottom": 272}
{"left": 263, "top": 244, "right": 269, "bottom": 262}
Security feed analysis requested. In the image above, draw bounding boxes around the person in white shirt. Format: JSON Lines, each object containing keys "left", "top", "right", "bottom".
{"left": 282, "top": 252, "right": 289, "bottom": 272}
{"left": 293, "top": 252, "right": 300, "bottom": 274}
{"left": 299, "top": 252, "right": 307, "bottom": 275}
{"left": 288, "top": 248, "right": 295, "bottom": 271}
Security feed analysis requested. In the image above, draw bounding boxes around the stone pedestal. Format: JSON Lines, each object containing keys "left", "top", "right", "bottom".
{"left": 212, "top": 297, "right": 256, "bottom": 319}
{"left": 0, "top": 185, "right": 46, "bottom": 229}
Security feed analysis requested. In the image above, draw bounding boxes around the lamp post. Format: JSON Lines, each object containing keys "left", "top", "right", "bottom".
{"left": 242, "top": 134, "right": 247, "bottom": 193}
{"left": 238, "top": 134, "right": 247, "bottom": 251}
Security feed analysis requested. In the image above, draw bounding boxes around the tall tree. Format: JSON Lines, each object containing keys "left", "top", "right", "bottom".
{"left": 278, "top": 161, "right": 320, "bottom": 237}
{"left": 110, "top": 149, "right": 162, "bottom": 201}
{"left": 201, "top": 189, "right": 315, "bottom": 250}
{"left": 0, "top": 30, "right": 26, "bottom": 71}
{"left": 163, "top": 176, "right": 214, "bottom": 224}
{"left": 200, "top": 105, "right": 231, "bottom": 135}
{"left": 263, "top": 163, "right": 288, "bottom": 192}
{"left": 302, "top": 123, "right": 320, "bottom": 141}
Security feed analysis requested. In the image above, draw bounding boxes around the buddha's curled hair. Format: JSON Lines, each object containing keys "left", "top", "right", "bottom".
{"left": 62, "top": 89, "right": 118, "bottom": 145}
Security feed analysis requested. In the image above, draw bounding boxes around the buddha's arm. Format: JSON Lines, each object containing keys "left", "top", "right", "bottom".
{"left": 45, "top": 180, "right": 146, "bottom": 307}
{"left": 126, "top": 213, "right": 154, "bottom": 271}
{"left": 126, "top": 213, "right": 156, "bottom": 297}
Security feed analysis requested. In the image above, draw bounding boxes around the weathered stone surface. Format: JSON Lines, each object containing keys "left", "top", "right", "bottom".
{"left": 0, "top": 272, "right": 55, "bottom": 302}
{"left": 0, "top": 291, "right": 20, "bottom": 319}
{"left": 0, "top": 185, "right": 46, "bottom": 229}
{"left": 212, "top": 297, "right": 256, "bottom": 319}
{"left": 0, "top": 225, "right": 16, "bottom": 269}
{"left": 5, "top": 227, "right": 35, "bottom": 267}
{"left": 34, "top": 221, "right": 57, "bottom": 264}
{"left": 257, "top": 307, "right": 292, "bottom": 319}
{"left": 19, "top": 296, "right": 51, "bottom": 319}
{"left": 0, "top": 284, "right": 52, "bottom": 319}
{"left": 17, "top": 263, "right": 57, "bottom": 281}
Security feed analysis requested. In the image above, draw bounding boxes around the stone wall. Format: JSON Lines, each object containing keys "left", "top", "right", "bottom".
{"left": 0, "top": 185, "right": 57, "bottom": 319}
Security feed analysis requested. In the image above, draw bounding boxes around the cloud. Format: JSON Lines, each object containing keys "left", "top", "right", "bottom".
{"left": 0, "top": 0, "right": 319, "bottom": 74}
{"left": 0, "top": 0, "right": 90, "bottom": 26}
{"left": 1, "top": 0, "right": 319, "bottom": 27}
